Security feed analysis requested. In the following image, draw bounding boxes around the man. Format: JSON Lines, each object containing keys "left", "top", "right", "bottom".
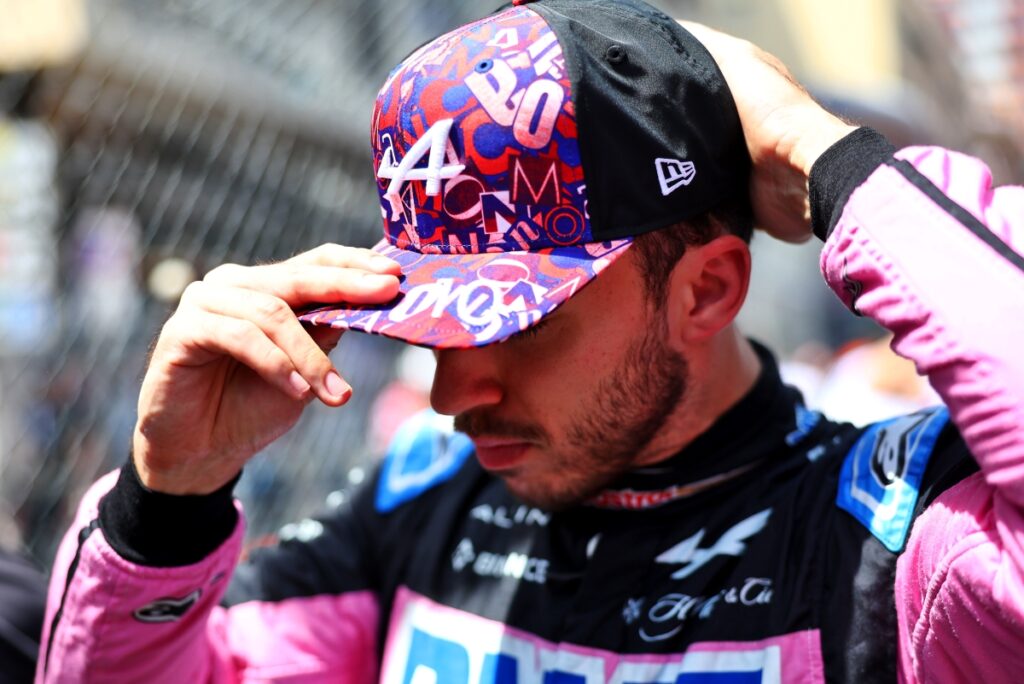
{"left": 37, "top": 1, "right": 1024, "bottom": 682}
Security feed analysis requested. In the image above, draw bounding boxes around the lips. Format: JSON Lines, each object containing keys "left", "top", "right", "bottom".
{"left": 470, "top": 436, "right": 533, "bottom": 471}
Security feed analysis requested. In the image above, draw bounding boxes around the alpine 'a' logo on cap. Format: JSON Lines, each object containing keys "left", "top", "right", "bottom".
{"left": 655, "top": 158, "right": 696, "bottom": 196}
{"left": 378, "top": 118, "right": 466, "bottom": 220}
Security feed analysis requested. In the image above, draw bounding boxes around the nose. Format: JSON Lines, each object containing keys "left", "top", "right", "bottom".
{"left": 430, "top": 346, "right": 504, "bottom": 417}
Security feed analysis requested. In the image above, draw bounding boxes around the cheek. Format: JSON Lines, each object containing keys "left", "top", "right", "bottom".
{"left": 513, "top": 328, "right": 635, "bottom": 421}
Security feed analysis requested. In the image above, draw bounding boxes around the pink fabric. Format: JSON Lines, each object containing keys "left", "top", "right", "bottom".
{"left": 37, "top": 471, "right": 245, "bottom": 683}
{"left": 36, "top": 145, "right": 1024, "bottom": 682}
{"left": 821, "top": 146, "right": 1024, "bottom": 683}
{"left": 210, "top": 592, "right": 379, "bottom": 683}
{"left": 382, "top": 585, "right": 825, "bottom": 683}
{"left": 35, "top": 473, "right": 380, "bottom": 683}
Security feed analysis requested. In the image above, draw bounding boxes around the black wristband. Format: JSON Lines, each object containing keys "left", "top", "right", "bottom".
{"left": 809, "top": 127, "right": 896, "bottom": 241}
{"left": 98, "top": 458, "right": 241, "bottom": 567}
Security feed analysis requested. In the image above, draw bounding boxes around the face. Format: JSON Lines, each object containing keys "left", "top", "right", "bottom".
{"left": 431, "top": 251, "right": 688, "bottom": 511}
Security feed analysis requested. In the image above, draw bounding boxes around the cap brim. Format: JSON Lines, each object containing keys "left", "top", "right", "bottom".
{"left": 298, "top": 238, "right": 633, "bottom": 348}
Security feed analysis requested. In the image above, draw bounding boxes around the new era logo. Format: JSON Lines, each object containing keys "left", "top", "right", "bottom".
{"left": 655, "top": 158, "right": 696, "bottom": 196}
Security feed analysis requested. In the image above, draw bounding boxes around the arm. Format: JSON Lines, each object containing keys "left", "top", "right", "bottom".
{"left": 38, "top": 465, "right": 381, "bottom": 683}
{"left": 813, "top": 134, "right": 1024, "bottom": 683}
{"left": 683, "top": 20, "right": 1024, "bottom": 682}
{"left": 815, "top": 137, "right": 1024, "bottom": 481}
{"left": 37, "top": 245, "right": 401, "bottom": 682}
{"left": 37, "top": 469, "right": 244, "bottom": 683}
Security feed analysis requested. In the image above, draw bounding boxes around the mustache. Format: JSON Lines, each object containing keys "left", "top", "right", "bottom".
{"left": 454, "top": 412, "right": 547, "bottom": 443}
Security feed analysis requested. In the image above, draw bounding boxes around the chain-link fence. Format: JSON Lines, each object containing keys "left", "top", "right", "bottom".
{"left": 2, "top": 0, "right": 1021, "bottom": 571}
{"left": 0, "top": 0, "right": 500, "bottom": 565}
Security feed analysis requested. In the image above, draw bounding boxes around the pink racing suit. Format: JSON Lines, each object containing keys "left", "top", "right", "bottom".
{"left": 35, "top": 130, "right": 1024, "bottom": 683}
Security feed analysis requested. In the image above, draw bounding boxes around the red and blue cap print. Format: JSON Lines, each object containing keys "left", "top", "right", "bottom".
{"left": 300, "top": 0, "right": 749, "bottom": 347}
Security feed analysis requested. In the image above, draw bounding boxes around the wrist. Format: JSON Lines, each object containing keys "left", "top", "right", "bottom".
{"left": 132, "top": 433, "right": 239, "bottom": 496}
{"left": 99, "top": 456, "right": 241, "bottom": 567}
{"left": 807, "top": 127, "right": 896, "bottom": 241}
{"left": 789, "top": 113, "right": 858, "bottom": 178}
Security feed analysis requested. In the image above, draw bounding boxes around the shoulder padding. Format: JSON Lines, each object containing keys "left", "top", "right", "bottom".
{"left": 376, "top": 409, "right": 475, "bottom": 513}
{"left": 836, "top": 406, "right": 949, "bottom": 552}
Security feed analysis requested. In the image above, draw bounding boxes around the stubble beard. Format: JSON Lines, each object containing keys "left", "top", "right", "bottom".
{"left": 500, "top": 317, "right": 688, "bottom": 511}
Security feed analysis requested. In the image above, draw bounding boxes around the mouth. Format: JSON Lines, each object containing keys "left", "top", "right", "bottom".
{"left": 469, "top": 436, "right": 534, "bottom": 471}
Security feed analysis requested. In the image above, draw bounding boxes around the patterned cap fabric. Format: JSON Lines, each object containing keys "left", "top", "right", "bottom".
{"left": 299, "top": 0, "right": 748, "bottom": 348}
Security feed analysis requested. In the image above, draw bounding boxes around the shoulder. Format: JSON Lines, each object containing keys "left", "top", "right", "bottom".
{"left": 375, "top": 409, "right": 477, "bottom": 514}
{"left": 835, "top": 406, "right": 975, "bottom": 552}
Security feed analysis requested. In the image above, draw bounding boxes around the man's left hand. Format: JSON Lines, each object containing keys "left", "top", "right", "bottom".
{"left": 681, "top": 21, "right": 857, "bottom": 243}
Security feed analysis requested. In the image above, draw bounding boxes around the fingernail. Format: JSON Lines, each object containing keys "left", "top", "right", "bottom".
{"left": 361, "top": 272, "right": 397, "bottom": 286}
{"left": 371, "top": 255, "right": 398, "bottom": 270}
{"left": 325, "top": 371, "right": 351, "bottom": 400}
{"left": 288, "top": 371, "right": 311, "bottom": 395}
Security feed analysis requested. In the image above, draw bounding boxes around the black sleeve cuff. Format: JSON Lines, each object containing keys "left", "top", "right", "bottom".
{"left": 808, "top": 127, "right": 896, "bottom": 241}
{"left": 98, "top": 459, "right": 241, "bottom": 567}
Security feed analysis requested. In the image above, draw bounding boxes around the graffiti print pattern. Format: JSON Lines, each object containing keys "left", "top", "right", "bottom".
{"left": 372, "top": 6, "right": 590, "bottom": 253}
{"left": 301, "top": 7, "right": 636, "bottom": 348}
{"left": 301, "top": 238, "right": 630, "bottom": 347}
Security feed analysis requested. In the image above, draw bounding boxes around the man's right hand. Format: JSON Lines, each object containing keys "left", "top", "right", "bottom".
{"left": 132, "top": 244, "right": 401, "bottom": 495}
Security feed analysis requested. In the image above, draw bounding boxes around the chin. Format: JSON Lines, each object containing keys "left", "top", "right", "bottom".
{"left": 500, "top": 473, "right": 603, "bottom": 513}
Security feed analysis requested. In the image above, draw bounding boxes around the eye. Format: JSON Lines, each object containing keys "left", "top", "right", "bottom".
{"left": 513, "top": 319, "right": 549, "bottom": 342}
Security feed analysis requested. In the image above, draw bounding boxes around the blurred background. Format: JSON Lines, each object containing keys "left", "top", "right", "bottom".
{"left": 0, "top": 0, "right": 1021, "bottom": 570}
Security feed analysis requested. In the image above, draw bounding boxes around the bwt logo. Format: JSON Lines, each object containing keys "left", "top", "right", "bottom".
{"left": 395, "top": 629, "right": 777, "bottom": 684}
{"left": 382, "top": 590, "right": 788, "bottom": 684}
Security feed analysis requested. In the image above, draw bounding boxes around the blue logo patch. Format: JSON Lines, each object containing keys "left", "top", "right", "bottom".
{"left": 837, "top": 407, "right": 949, "bottom": 551}
{"left": 786, "top": 403, "right": 821, "bottom": 447}
{"left": 376, "top": 410, "right": 474, "bottom": 513}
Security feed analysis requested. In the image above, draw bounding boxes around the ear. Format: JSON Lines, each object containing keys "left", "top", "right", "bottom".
{"left": 664, "top": 235, "right": 751, "bottom": 344}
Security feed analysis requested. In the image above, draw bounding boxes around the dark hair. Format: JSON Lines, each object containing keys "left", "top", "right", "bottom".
{"left": 631, "top": 194, "right": 754, "bottom": 304}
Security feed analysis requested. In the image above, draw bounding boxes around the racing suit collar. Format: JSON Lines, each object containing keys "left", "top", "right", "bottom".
{"left": 587, "top": 341, "right": 808, "bottom": 510}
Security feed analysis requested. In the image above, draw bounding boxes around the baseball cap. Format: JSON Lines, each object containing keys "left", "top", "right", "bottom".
{"left": 299, "top": 0, "right": 749, "bottom": 348}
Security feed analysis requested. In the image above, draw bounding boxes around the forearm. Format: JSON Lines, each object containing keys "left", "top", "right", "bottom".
{"left": 40, "top": 460, "right": 386, "bottom": 683}
{"left": 812, "top": 130, "right": 1024, "bottom": 497}
{"left": 37, "top": 466, "right": 244, "bottom": 683}
{"left": 810, "top": 129, "right": 1024, "bottom": 682}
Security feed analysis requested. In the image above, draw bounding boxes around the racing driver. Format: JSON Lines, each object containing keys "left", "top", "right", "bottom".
{"left": 36, "top": 0, "right": 1024, "bottom": 682}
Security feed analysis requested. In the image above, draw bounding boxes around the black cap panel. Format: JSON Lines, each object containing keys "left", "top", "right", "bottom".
{"left": 530, "top": 0, "right": 750, "bottom": 240}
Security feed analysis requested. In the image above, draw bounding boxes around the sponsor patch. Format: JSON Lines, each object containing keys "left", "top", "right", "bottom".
{"left": 450, "top": 538, "right": 550, "bottom": 584}
{"left": 134, "top": 589, "right": 201, "bottom": 623}
{"left": 837, "top": 407, "right": 948, "bottom": 551}
{"left": 376, "top": 409, "right": 474, "bottom": 513}
{"left": 656, "top": 509, "right": 772, "bottom": 581}
{"left": 470, "top": 504, "right": 550, "bottom": 528}
{"left": 631, "top": 577, "right": 774, "bottom": 643}
{"left": 381, "top": 587, "right": 824, "bottom": 683}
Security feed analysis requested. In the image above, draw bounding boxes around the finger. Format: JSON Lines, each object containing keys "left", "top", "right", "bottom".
{"left": 286, "top": 243, "right": 402, "bottom": 275}
{"left": 309, "top": 324, "right": 345, "bottom": 354}
{"left": 181, "top": 282, "right": 353, "bottom": 405}
{"left": 677, "top": 20, "right": 724, "bottom": 43}
{"left": 203, "top": 263, "right": 401, "bottom": 309}
{"left": 172, "top": 309, "right": 320, "bottom": 402}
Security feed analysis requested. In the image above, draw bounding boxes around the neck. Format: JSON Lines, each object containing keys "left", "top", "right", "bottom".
{"left": 635, "top": 327, "right": 761, "bottom": 467}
